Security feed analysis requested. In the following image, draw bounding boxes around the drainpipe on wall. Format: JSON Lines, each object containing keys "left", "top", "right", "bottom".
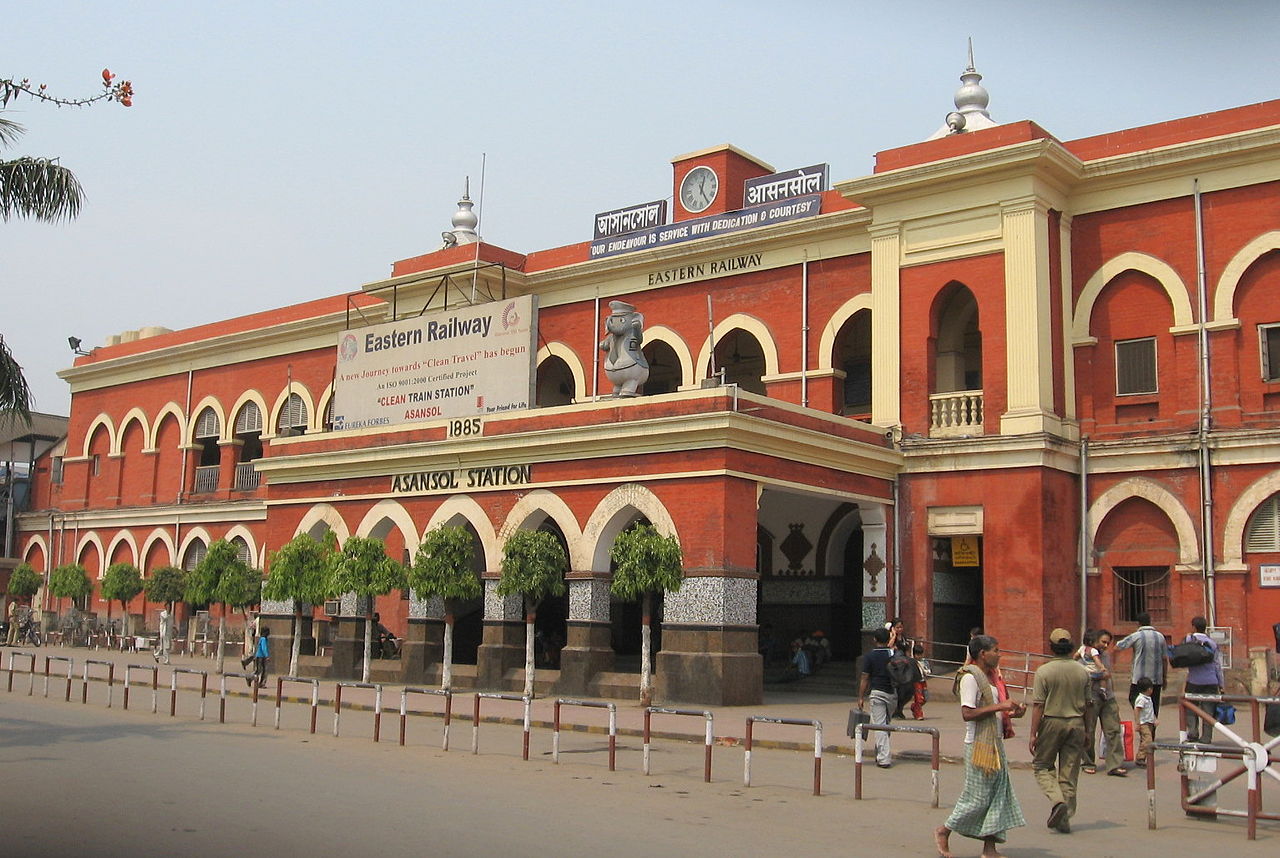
{"left": 892, "top": 475, "right": 901, "bottom": 621}
{"left": 1079, "top": 437, "right": 1090, "bottom": 643}
{"left": 801, "top": 256, "right": 810, "bottom": 408}
{"left": 179, "top": 369, "right": 193, "bottom": 503}
{"left": 1194, "top": 179, "right": 1218, "bottom": 626}
{"left": 591, "top": 295, "right": 600, "bottom": 399}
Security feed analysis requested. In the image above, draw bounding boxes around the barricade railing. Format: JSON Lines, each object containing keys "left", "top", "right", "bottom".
{"left": 472, "top": 692, "right": 531, "bottom": 760}
{"left": 744, "top": 716, "right": 823, "bottom": 795}
{"left": 43, "top": 655, "right": 74, "bottom": 701}
{"left": 643, "top": 707, "right": 713, "bottom": 782}
{"left": 6, "top": 651, "right": 37, "bottom": 694}
{"left": 333, "top": 682, "right": 384, "bottom": 741}
{"left": 1143, "top": 693, "right": 1280, "bottom": 841}
{"left": 123, "top": 664, "right": 159, "bottom": 713}
{"left": 400, "top": 687, "right": 453, "bottom": 750}
{"left": 553, "top": 698, "right": 616, "bottom": 770}
{"left": 275, "top": 676, "right": 320, "bottom": 734}
{"left": 82, "top": 659, "right": 115, "bottom": 707}
{"left": 220, "top": 672, "right": 261, "bottom": 725}
{"left": 853, "top": 722, "right": 942, "bottom": 808}
{"left": 169, "top": 667, "right": 209, "bottom": 720}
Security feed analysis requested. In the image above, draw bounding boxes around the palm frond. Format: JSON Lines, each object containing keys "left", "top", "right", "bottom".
{"left": 0, "top": 334, "right": 33, "bottom": 423}
{"left": 0, "top": 117, "right": 25, "bottom": 147}
{"left": 0, "top": 156, "right": 84, "bottom": 222}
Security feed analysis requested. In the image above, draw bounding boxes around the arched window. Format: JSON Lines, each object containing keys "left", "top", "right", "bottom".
{"left": 234, "top": 403, "right": 263, "bottom": 462}
{"left": 832, "top": 309, "right": 872, "bottom": 417}
{"left": 278, "top": 393, "right": 308, "bottom": 436}
{"left": 535, "top": 356, "right": 575, "bottom": 407}
{"left": 230, "top": 535, "right": 253, "bottom": 567}
{"left": 642, "top": 341, "right": 681, "bottom": 396}
{"left": 183, "top": 540, "right": 208, "bottom": 572}
{"left": 1246, "top": 494, "right": 1280, "bottom": 552}
{"left": 713, "top": 329, "right": 766, "bottom": 395}
{"left": 193, "top": 408, "right": 221, "bottom": 492}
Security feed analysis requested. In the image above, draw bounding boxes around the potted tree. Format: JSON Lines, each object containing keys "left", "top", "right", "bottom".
{"left": 144, "top": 565, "right": 187, "bottom": 656}
{"left": 185, "top": 540, "right": 259, "bottom": 674}
{"left": 49, "top": 563, "right": 92, "bottom": 640}
{"left": 6, "top": 561, "right": 41, "bottom": 639}
{"left": 263, "top": 531, "right": 336, "bottom": 677}
{"left": 326, "top": 535, "right": 404, "bottom": 683}
{"left": 497, "top": 529, "right": 567, "bottom": 698}
{"left": 408, "top": 525, "right": 481, "bottom": 690}
{"left": 100, "top": 562, "right": 143, "bottom": 642}
{"left": 609, "top": 523, "right": 683, "bottom": 705}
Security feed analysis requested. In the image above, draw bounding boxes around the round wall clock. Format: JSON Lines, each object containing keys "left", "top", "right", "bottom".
{"left": 679, "top": 165, "right": 719, "bottom": 214}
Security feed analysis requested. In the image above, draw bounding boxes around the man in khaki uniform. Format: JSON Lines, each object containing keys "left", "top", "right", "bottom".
{"left": 5, "top": 600, "right": 19, "bottom": 645}
{"left": 1028, "top": 627, "right": 1090, "bottom": 834}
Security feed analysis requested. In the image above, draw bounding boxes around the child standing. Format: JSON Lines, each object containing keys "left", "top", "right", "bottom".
{"left": 1133, "top": 676, "right": 1157, "bottom": 766}
{"left": 910, "top": 642, "right": 930, "bottom": 720}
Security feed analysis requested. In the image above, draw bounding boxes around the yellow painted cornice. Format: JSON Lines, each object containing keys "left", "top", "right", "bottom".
{"left": 16, "top": 500, "right": 266, "bottom": 531}
{"left": 899, "top": 432, "right": 1082, "bottom": 474}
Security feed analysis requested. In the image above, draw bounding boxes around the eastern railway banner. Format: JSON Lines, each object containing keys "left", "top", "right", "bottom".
{"left": 331, "top": 295, "right": 537, "bottom": 431}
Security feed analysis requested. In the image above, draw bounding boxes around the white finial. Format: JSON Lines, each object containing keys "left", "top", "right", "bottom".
{"left": 441, "top": 177, "right": 479, "bottom": 248}
{"left": 928, "top": 40, "right": 996, "bottom": 139}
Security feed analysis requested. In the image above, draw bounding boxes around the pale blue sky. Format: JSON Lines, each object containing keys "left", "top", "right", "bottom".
{"left": 5, "top": 0, "right": 1279, "bottom": 413}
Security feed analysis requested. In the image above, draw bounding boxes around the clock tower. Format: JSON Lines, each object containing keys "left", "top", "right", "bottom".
{"left": 671, "top": 144, "right": 773, "bottom": 221}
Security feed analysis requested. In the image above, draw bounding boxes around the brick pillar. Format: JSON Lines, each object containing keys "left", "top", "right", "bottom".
{"left": 402, "top": 593, "right": 445, "bottom": 686}
{"left": 655, "top": 575, "right": 762, "bottom": 706}
{"left": 476, "top": 578, "right": 524, "bottom": 690}
{"left": 556, "top": 573, "right": 614, "bottom": 696}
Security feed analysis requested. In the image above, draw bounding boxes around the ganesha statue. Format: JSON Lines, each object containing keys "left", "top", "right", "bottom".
{"left": 599, "top": 300, "right": 650, "bottom": 397}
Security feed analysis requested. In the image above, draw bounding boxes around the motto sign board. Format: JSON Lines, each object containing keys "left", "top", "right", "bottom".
{"left": 331, "top": 296, "right": 537, "bottom": 431}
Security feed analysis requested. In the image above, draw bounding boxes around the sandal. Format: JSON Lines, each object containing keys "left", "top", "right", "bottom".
{"left": 1083, "top": 766, "right": 1096, "bottom": 774}
{"left": 1108, "top": 767, "right": 1128, "bottom": 776}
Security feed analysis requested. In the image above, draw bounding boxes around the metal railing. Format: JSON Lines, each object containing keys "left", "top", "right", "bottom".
{"left": 854, "top": 722, "right": 942, "bottom": 807}
{"left": 169, "top": 667, "right": 209, "bottom": 720}
{"left": 275, "top": 676, "right": 320, "bottom": 734}
{"left": 473, "top": 692, "right": 531, "bottom": 760}
{"left": 192, "top": 465, "right": 219, "bottom": 494}
{"left": 928, "top": 389, "right": 984, "bottom": 437}
{"left": 333, "top": 682, "right": 384, "bottom": 741}
{"left": 43, "top": 655, "right": 74, "bottom": 701}
{"left": 81, "top": 659, "right": 114, "bottom": 707}
{"left": 643, "top": 707, "right": 714, "bottom": 782}
{"left": 233, "top": 462, "right": 261, "bottom": 491}
{"left": 124, "top": 664, "right": 159, "bottom": 712}
{"left": 553, "top": 698, "right": 616, "bottom": 770}
{"left": 744, "top": 716, "right": 824, "bottom": 795}
{"left": 5, "top": 651, "right": 37, "bottom": 694}
{"left": 399, "top": 687, "right": 453, "bottom": 750}
{"left": 219, "top": 672, "right": 261, "bottom": 725}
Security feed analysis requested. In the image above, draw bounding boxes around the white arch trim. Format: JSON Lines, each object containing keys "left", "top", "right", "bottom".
{"left": 693, "top": 313, "right": 781, "bottom": 382}
{"left": 1072, "top": 252, "right": 1195, "bottom": 343}
{"left": 114, "top": 407, "right": 151, "bottom": 455}
{"left": 536, "top": 342, "right": 588, "bottom": 401}
{"left": 80, "top": 414, "right": 117, "bottom": 459}
{"left": 148, "top": 402, "right": 188, "bottom": 450}
{"left": 104, "top": 531, "right": 140, "bottom": 567}
{"left": 178, "top": 527, "right": 214, "bottom": 567}
{"left": 188, "top": 396, "right": 229, "bottom": 444}
{"left": 581, "top": 484, "right": 680, "bottom": 573}
{"left": 1213, "top": 230, "right": 1280, "bottom": 324}
{"left": 294, "top": 504, "right": 351, "bottom": 543}
{"left": 1221, "top": 470, "right": 1280, "bottom": 569}
{"left": 425, "top": 495, "right": 501, "bottom": 572}
{"left": 498, "top": 490, "right": 585, "bottom": 569}
{"left": 1086, "top": 477, "right": 1198, "bottom": 569}
{"left": 139, "top": 529, "right": 177, "bottom": 572}
{"left": 816, "top": 293, "right": 874, "bottom": 372}
{"left": 355, "top": 499, "right": 420, "bottom": 554}
{"left": 223, "top": 524, "right": 261, "bottom": 568}
{"left": 641, "top": 325, "right": 695, "bottom": 389}
{"left": 74, "top": 532, "right": 107, "bottom": 575}
{"left": 21, "top": 535, "right": 49, "bottom": 570}
{"left": 268, "top": 385, "right": 317, "bottom": 435}
{"left": 228, "top": 390, "right": 271, "bottom": 435}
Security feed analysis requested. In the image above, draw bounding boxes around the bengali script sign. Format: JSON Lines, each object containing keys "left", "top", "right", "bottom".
{"left": 594, "top": 200, "right": 667, "bottom": 239}
{"left": 331, "top": 295, "right": 537, "bottom": 431}
{"left": 589, "top": 194, "right": 822, "bottom": 259}
{"left": 743, "top": 164, "right": 828, "bottom": 206}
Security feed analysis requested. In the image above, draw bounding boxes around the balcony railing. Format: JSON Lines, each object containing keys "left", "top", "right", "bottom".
{"left": 192, "top": 465, "right": 220, "bottom": 494}
{"left": 234, "top": 462, "right": 262, "bottom": 491}
{"left": 928, "top": 390, "right": 984, "bottom": 437}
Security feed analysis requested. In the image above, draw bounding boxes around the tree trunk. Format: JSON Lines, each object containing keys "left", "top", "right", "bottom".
{"left": 640, "top": 592, "right": 652, "bottom": 704}
{"left": 105, "top": 601, "right": 113, "bottom": 648}
{"left": 216, "top": 607, "right": 227, "bottom": 675}
{"left": 523, "top": 599, "right": 537, "bottom": 699}
{"left": 362, "top": 613, "right": 373, "bottom": 684}
{"left": 442, "top": 599, "right": 456, "bottom": 691}
{"left": 290, "top": 607, "right": 302, "bottom": 677}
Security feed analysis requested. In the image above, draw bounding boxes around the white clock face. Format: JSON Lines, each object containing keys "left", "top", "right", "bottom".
{"left": 680, "top": 166, "right": 719, "bottom": 214}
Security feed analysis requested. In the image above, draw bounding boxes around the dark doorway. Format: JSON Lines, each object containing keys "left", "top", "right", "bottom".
{"left": 931, "top": 536, "right": 983, "bottom": 649}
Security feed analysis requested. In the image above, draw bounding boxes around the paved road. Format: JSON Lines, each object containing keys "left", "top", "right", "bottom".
{"left": 2, "top": 687, "right": 1274, "bottom": 857}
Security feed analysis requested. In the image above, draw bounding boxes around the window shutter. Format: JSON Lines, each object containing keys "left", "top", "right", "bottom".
{"left": 234, "top": 402, "right": 263, "bottom": 434}
{"left": 183, "top": 540, "right": 208, "bottom": 572}
{"left": 231, "top": 537, "right": 253, "bottom": 566}
{"left": 278, "top": 393, "right": 308, "bottom": 430}
{"left": 1246, "top": 495, "right": 1280, "bottom": 553}
{"left": 195, "top": 408, "right": 220, "bottom": 439}
{"left": 1115, "top": 338, "right": 1157, "bottom": 395}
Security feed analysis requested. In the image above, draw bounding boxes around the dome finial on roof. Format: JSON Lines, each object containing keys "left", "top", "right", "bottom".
{"left": 441, "top": 178, "right": 480, "bottom": 248}
{"left": 929, "top": 39, "right": 997, "bottom": 139}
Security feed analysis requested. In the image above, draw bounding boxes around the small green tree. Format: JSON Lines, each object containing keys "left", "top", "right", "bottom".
{"left": 264, "top": 531, "right": 336, "bottom": 677}
{"left": 100, "top": 562, "right": 143, "bottom": 636}
{"left": 7, "top": 562, "right": 41, "bottom": 603}
{"left": 144, "top": 566, "right": 187, "bottom": 611}
{"left": 498, "top": 529, "right": 567, "bottom": 698}
{"left": 408, "top": 525, "right": 481, "bottom": 690}
{"left": 186, "top": 540, "right": 255, "bottom": 675}
{"left": 327, "top": 535, "right": 405, "bottom": 683}
{"left": 48, "top": 563, "right": 92, "bottom": 614}
{"left": 610, "top": 524, "right": 683, "bottom": 704}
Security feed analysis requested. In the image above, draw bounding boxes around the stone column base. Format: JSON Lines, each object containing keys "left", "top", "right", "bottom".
{"left": 556, "top": 621, "right": 615, "bottom": 696}
{"left": 330, "top": 616, "right": 369, "bottom": 680}
{"left": 401, "top": 618, "right": 444, "bottom": 685}
{"left": 258, "top": 615, "right": 293, "bottom": 677}
{"left": 655, "top": 624, "right": 762, "bottom": 706}
{"left": 476, "top": 620, "right": 526, "bottom": 689}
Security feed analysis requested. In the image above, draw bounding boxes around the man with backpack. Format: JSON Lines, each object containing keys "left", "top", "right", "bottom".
{"left": 1180, "top": 616, "right": 1224, "bottom": 742}
{"left": 858, "top": 626, "right": 897, "bottom": 768}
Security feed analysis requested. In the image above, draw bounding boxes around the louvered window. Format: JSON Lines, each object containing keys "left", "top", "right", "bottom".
{"left": 195, "top": 408, "right": 220, "bottom": 439}
{"left": 1115, "top": 337, "right": 1157, "bottom": 396}
{"left": 1260, "top": 324, "right": 1280, "bottom": 382}
{"left": 231, "top": 536, "right": 253, "bottom": 567}
{"left": 183, "top": 540, "right": 208, "bottom": 572}
{"left": 234, "top": 402, "right": 263, "bottom": 434}
{"left": 1246, "top": 495, "right": 1280, "bottom": 552}
{"left": 278, "top": 393, "right": 308, "bottom": 431}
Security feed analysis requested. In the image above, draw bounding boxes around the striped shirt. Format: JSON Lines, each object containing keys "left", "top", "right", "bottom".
{"left": 1115, "top": 625, "right": 1166, "bottom": 685}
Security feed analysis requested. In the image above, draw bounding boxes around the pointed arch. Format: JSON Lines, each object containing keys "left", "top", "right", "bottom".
{"left": 425, "top": 495, "right": 500, "bottom": 572}
{"left": 148, "top": 402, "right": 188, "bottom": 451}
{"left": 294, "top": 504, "right": 351, "bottom": 543}
{"left": 229, "top": 390, "right": 271, "bottom": 433}
{"left": 74, "top": 532, "right": 107, "bottom": 577}
{"left": 80, "top": 414, "right": 117, "bottom": 459}
{"left": 269, "top": 385, "right": 316, "bottom": 436}
{"left": 1221, "top": 470, "right": 1280, "bottom": 570}
{"left": 817, "top": 293, "right": 874, "bottom": 371}
{"left": 188, "top": 397, "right": 228, "bottom": 444}
{"left": 105, "top": 531, "right": 140, "bottom": 567}
{"left": 536, "top": 342, "right": 587, "bottom": 401}
{"left": 1214, "top": 230, "right": 1280, "bottom": 324}
{"left": 355, "top": 499, "right": 420, "bottom": 553}
{"left": 694, "top": 313, "right": 781, "bottom": 382}
{"left": 1087, "top": 477, "right": 1198, "bottom": 570}
{"left": 641, "top": 325, "right": 695, "bottom": 390}
{"left": 222, "top": 524, "right": 261, "bottom": 568}
{"left": 498, "top": 490, "right": 584, "bottom": 568}
{"left": 316, "top": 382, "right": 335, "bottom": 431}
{"left": 114, "top": 408, "right": 151, "bottom": 456}
{"left": 1073, "top": 252, "right": 1195, "bottom": 343}
{"left": 139, "top": 529, "right": 177, "bottom": 572}
{"left": 582, "top": 484, "right": 679, "bottom": 572}
{"left": 21, "top": 535, "right": 49, "bottom": 570}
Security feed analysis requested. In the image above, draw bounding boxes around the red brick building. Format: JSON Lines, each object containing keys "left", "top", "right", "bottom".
{"left": 17, "top": 70, "right": 1280, "bottom": 704}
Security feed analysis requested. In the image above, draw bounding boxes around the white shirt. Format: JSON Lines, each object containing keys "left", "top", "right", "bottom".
{"left": 959, "top": 672, "right": 981, "bottom": 744}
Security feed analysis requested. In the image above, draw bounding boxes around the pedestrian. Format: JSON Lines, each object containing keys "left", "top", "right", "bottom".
{"left": 1133, "top": 677, "right": 1157, "bottom": 765}
{"left": 248, "top": 627, "right": 270, "bottom": 688}
{"left": 911, "top": 641, "right": 930, "bottom": 720}
{"left": 1075, "top": 630, "right": 1105, "bottom": 773}
{"left": 1180, "top": 616, "right": 1224, "bottom": 742}
{"left": 1114, "top": 610, "right": 1169, "bottom": 718}
{"left": 5, "top": 600, "right": 18, "bottom": 646}
{"left": 858, "top": 626, "right": 897, "bottom": 768}
{"left": 1028, "top": 627, "right": 1090, "bottom": 834}
{"left": 152, "top": 607, "right": 172, "bottom": 665}
{"left": 1091, "top": 629, "right": 1128, "bottom": 776}
{"left": 934, "top": 634, "right": 1026, "bottom": 858}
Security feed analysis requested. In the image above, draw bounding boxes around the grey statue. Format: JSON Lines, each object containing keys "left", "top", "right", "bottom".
{"left": 599, "top": 300, "right": 650, "bottom": 397}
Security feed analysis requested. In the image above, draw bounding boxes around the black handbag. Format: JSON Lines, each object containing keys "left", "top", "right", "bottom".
{"left": 1170, "top": 639, "right": 1214, "bottom": 667}
{"left": 847, "top": 707, "right": 870, "bottom": 738}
